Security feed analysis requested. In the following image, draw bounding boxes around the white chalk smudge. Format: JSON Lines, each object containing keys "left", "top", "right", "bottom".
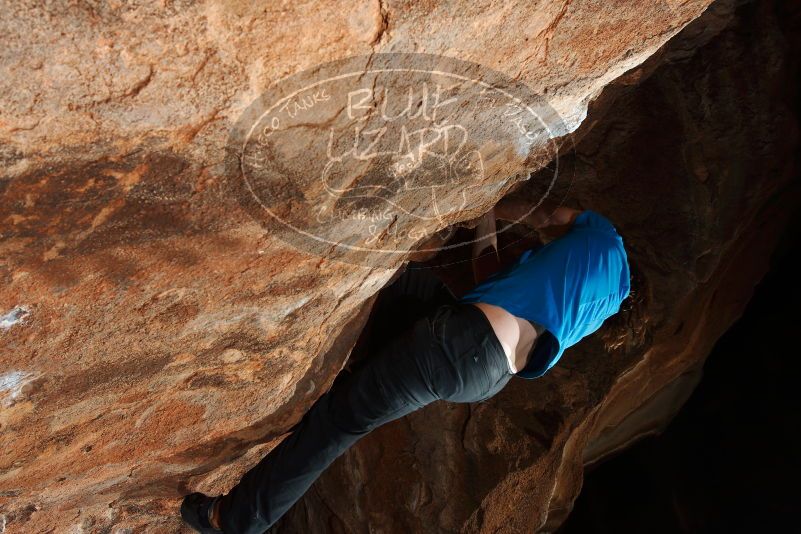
{"left": 515, "top": 133, "right": 535, "bottom": 158}
{"left": 0, "top": 306, "right": 30, "bottom": 330}
{"left": 275, "top": 296, "right": 311, "bottom": 319}
{"left": 0, "top": 371, "right": 35, "bottom": 406}
{"left": 182, "top": 296, "right": 314, "bottom": 336}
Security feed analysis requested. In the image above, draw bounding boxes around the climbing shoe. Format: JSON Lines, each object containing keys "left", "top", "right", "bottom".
{"left": 180, "top": 492, "right": 223, "bottom": 533}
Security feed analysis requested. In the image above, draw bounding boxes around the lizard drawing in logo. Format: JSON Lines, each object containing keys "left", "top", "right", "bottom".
{"left": 318, "top": 120, "right": 486, "bottom": 226}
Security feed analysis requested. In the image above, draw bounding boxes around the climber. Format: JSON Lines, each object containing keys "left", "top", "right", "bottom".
{"left": 181, "top": 196, "right": 635, "bottom": 534}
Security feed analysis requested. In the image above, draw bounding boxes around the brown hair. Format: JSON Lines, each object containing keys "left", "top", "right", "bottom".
{"left": 600, "top": 255, "right": 651, "bottom": 353}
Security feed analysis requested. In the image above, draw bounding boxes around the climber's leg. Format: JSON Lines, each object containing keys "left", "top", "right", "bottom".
{"left": 422, "top": 302, "right": 514, "bottom": 404}
{"left": 379, "top": 260, "right": 458, "bottom": 317}
{"left": 350, "top": 261, "right": 457, "bottom": 369}
{"left": 215, "top": 303, "right": 511, "bottom": 533}
{"left": 215, "top": 310, "right": 438, "bottom": 533}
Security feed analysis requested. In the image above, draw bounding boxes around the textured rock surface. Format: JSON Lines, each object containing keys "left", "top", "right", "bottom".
{"left": 8, "top": 0, "right": 797, "bottom": 532}
{"left": 276, "top": 1, "right": 801, "bottom": 533}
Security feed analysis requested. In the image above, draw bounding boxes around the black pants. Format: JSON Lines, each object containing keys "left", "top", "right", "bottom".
{"left": 217, "top": 265, "right": 513, "bottom": 533}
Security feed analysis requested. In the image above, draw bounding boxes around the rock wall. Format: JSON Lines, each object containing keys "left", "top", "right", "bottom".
{"left": 5, "top": 0, "right": 797, "bottom": 532}
{"left": 275, "top": 1, "right": 801, "bottom": 533}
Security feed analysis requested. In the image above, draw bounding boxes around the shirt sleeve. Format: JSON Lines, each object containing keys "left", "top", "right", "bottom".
{"left": 574, "top": 210, "right": 631, "bottom": 302}
{"left": 572, "top": 210, "right": 619, "bottom": 235}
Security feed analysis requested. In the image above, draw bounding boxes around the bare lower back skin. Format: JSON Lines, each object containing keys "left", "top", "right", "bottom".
{"left": 470, "top": 302, "right": 537, "bottom": 373}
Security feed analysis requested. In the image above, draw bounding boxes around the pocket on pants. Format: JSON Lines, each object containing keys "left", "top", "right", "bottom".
{"left": 428, "top": 304, "right": 453, "bottom": 346}
{"left": 475, "top": 363, "right": 512, "bottom": 403}
{"left": 431, "top": 337, "right": 496, "bottom": 403}
{"left": 426, "top": 304, "right": 511, "bottom": 403}
{"left": 471, "top": 336, "right": 512, "bottom": 402}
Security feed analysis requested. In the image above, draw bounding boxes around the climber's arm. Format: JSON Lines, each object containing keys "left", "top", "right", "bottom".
{"left": 471, "top": 208, "right": 501, "bottom": 284}
{"left": 472, "top": 208, "right": 497, "bottom": 257}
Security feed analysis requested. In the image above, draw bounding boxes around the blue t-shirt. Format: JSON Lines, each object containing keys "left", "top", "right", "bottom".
{"left": 459, "top": 210, "right": 631, "bottom": 379}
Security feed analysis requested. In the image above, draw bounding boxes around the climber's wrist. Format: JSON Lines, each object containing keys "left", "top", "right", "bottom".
{"left": 471, "top": 209, "right": 498, "bottom": 258}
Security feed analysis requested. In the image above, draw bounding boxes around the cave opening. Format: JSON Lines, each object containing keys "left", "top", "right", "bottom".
{"left": 339, "top": 199, "right": 801, "bottom": 533}
{"left": 556, "top": 213, "right": 801, "bottom": 532}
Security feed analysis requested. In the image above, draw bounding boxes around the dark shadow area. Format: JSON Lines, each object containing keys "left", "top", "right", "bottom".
{"left": 557, "top": 217, "right": 801, "bottom": 533}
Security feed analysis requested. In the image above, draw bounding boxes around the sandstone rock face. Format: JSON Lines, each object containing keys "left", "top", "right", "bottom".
{"left": 8, "top": 0, "right": 798, "bottom": 532}
{"left": 275, "top": 1, "right": 801, "bottom": 533}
